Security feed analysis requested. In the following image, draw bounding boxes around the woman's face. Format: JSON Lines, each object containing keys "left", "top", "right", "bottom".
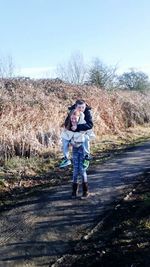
{"left": 70, "top": 114, "right": 79, "bottom": 124}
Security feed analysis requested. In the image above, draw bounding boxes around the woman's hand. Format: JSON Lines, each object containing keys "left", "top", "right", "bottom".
{"left": 71, "top": 125, "right": 77, "bottom": 131}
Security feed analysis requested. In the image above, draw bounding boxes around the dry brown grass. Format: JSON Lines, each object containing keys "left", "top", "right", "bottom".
{"left": 0, "top": 78, "right": 150, "bottom": 160}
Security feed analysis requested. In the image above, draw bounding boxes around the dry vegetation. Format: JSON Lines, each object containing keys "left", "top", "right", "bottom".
{"left": 0, "top": 78, "right": 150, "bottom": 264}
{"left": 0, "top": 77, "right": 150, "bottom": 204}
{"left": 0, "top": 77, "right": 150, "bottom": 161}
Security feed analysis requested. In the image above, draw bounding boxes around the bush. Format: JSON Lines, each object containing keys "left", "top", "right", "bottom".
{"left": 118, "top": 69, "right": 150, "bottom": 91}
{"left": 88, "top": 58, "right": 117, "bottom": 90}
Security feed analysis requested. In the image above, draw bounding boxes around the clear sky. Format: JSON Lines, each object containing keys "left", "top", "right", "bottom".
{"left": 0, "top": 0, "right": 150, "bottom": 78}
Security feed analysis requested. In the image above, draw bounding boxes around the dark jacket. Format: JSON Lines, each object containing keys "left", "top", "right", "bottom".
{"left": 64, "top": 104, "right": 93, "bottom": 132}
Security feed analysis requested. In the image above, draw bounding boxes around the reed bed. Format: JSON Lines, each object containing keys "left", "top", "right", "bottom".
{"left": 0, "top": 78, "right": 150, "bottom": 160}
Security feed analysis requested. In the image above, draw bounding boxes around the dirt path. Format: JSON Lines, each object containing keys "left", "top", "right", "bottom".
{"left": 0, "top": 141, "right": 150, "bottom": 267}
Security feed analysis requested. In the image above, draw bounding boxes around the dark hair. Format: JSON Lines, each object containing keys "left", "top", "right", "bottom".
{"left": 75, "top": 99, "right": 85, "bottom": 106}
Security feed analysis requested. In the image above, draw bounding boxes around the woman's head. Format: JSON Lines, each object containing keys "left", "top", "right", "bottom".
{"left": 70, "top": 110, "right": 80, "bottom": 125}
{"left": 65, "top": 109, "right": 80, "bottom": 130}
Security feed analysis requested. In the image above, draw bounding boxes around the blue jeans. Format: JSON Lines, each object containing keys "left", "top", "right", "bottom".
{"left": 72, "top": 145, "right": 87, "bottom": 183}
{"left": 62, "top": 137, "right": 90, "bottom": 159}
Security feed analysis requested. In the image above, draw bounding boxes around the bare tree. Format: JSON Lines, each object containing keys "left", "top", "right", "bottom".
{"left": 56, "top": 52, "right": 88, "bottom": 84}
{"left": 0, "top": 55, "right": 15, "bottom": 78}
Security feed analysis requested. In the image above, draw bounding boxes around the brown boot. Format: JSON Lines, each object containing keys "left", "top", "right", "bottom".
{"left": 82, "top": 182, "right": 89, "bottom": 198}
{"left": 72, "top": 183, "right": 79, "bottom": 198}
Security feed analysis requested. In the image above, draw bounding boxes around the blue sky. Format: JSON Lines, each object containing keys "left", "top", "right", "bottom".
{"left": 0, "top": 0, "right": 150, "bottom": 78}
